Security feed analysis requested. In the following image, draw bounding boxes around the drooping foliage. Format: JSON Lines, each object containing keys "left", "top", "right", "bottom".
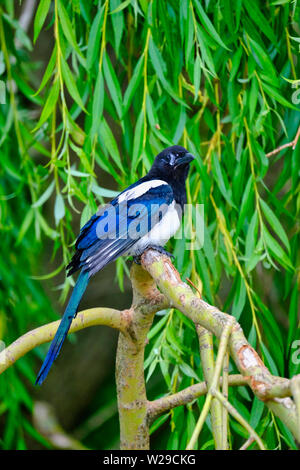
{"left": 0, "top": 0, "right": 299, "bottom": 449}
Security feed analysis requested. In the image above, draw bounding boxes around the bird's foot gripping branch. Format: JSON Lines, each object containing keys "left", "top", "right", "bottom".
{"left": 0, "top": 249, "right": 300, "bottom": 450}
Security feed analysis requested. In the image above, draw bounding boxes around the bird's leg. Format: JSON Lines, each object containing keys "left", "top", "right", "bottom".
{"left": 147, "top": 245, "right": 175, "bottom": 260}
{"left": 133, "top": 255, "right": 142, "bottom": 265}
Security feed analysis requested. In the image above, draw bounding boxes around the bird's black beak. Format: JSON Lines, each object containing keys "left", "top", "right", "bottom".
{"left": 174, "top": 153, "right": 195, "bottom": 168}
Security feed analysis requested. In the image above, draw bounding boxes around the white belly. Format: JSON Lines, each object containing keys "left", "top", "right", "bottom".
{"left": 128, "top": 201, "right": 181, "bottom": 256}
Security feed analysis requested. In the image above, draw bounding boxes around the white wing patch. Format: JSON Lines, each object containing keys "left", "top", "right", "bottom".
{"left": 118, "top": 179, "right": 168, "bottom": 203}
{"left": 127, "top": 201, "right": 182, "bottom": 256}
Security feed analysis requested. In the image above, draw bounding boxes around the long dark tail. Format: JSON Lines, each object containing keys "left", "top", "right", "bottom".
{"left": 35, "top": 270, "right": 89, "bottom": 385}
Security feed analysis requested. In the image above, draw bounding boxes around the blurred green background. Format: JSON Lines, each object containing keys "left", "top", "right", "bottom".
{"left": 0, "top": 0, "right": 299, "bottom": 450}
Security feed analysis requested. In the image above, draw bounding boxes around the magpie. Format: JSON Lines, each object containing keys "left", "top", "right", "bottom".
{"left": 35, "top": 145, "right": 194, "bottom": 385}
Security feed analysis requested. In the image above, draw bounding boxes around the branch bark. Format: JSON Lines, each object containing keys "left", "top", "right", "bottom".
{"left": 266, "top": 125, "right": 300, "bottom": 157}
{"left": 147, "top": 374, "right": 248, "bottom": 419}
{"left": 140, "top": 249, "right": 300, "bottom": 444}
{"left": 115, "top": 263, "right": 168, "bottom": 449}
{"left": 196, "top": 325, "right": 223, "bottom": 449}
{"left": 0, "top": 307, "right": 125, "bottom": 375}
{"left": 0, "top": 248, "right": 299, "bottom": 449}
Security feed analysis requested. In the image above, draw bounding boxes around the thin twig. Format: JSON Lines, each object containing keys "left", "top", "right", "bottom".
{"left": 222, "top": 351, "right": 229, "bottom": 450}
{"left": 189, "top": 276, "right": 223, "bottom": 449}
{"left": 147, "top": 374, "right": 249, "bottom": 419}
{"left": 196, "top": 325, "right": 223, "bottom": 449}
{"left": 213, "top": 390, "right": 265, "bottom": 450}
{"left": 186, "top": 278, "right": 202, "bottom": 297}
{"left": 186, "top": 319, "right": 234, "bottom": 450}
{"left": 240, "top": 436, "right": 255, "bottom": 450}
{"left": 266, "top": 125, "right": 300, "bottom": 158}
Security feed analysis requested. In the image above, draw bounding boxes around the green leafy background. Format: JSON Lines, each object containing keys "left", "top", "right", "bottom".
{"left": 0, "top": 0, "right": 299, "bottom": 450}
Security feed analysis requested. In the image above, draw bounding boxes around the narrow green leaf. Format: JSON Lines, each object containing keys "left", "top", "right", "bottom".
{"left": 261, "top": 81, "right": 297, "bottom": 110}
{"left": 245, "top": 211, "right": 259, "bottom": 262}
{"left": 243, "top": 0, "right": 277, "bottom": 43}
{"left": 232, "top": 276, "right": 246, "bottom": 320}
{"left": 193, "top": 0, "right": 229, "bottom": 49}
{"left": 249, "top": 76, "right": 258, "bottom": 122}
{"left": 110, "top": 0, "right": 131, "bottom": 14}
{"left": 149, "top": 38, "right": 188, "bottom": 106}
{"left": 32, "top": 181, "right": 55, "bottom": 208}
{"left": 196, "top": 26, "right": 216, "bottom": 77}
{"left": 236, "top": 175, "right": 253, "bottom": 236}
{"left": 260, "top": 199, "right": 290, "bottom": 254}
{"left": 131, "top": 109, "right": 144, "bottom": 172}
{"left": 250, "top": 397, "right": 265, "bottom": 429}
{"left": 60, "top": 56, "right": 87, "bottom": 111}
{"left": 211, "top": 152, "right": 236, "bottom": 208}
{"left": 193, "top": 51, "right": 201, "bottom": 102}
{"left": 230, "top": 46, "right": 243, "bottom": 81}
{"left": 99, "top": 119, "right": 123, "bottom": 171}
{"left": 33, "top": 79, "right": 60, "bottom": 131}
{"left": 263, "top": 224, "right": 293, "bottom": 271}
{"left": 123, "top": 54, "right": 144, "bottom": 114}
{"left": 148, "top": 314, "right": 169, "bottom": 340}
{"left": 260, "top": 342, "right": 279, "bottom": 376}
{"left": 110, "top": 0, "right": 125, "bottom": 57}
{"left": 80, "top": 204, "right": 93, "bottom": 229}
{"left": 249, "top": 37, "right": 279, "bottom": 87}
{"left": 31, "top": 262, "right": 65, "bottom": 280}
{"left": 203, "top": 224, "right": 217, "bottom": 279}
{"left": 34, "top": 45, "right": 57, "bottom": 96}
{"left": 150, "top": 413, "right": 170, "bottom": 435}
{"left": 57, "top": 0, "right": 83, "bottom": 57}
{"left": 91, "top": 182, "right": 119, "bottom": 198}
{"left": 86, "top": 6, "right": 104, "bottom": 70}
{"left": 16, "top": 210, "right": 34, "bottom": 245}
{"left": 90, "top": 70, "right": 104, "bottom": 138}
{"left": 36, "top": 212, "right": 59, "bottom": 239}
{"left": 103, "top": 52, "right": 123, "bottom": 119}
{"left": 179, "top": 363, "right": 200, "bottom": 381}
{"left": 33, "top": 0, "right": 51, "bottom": 43}
{"left": 54, "top": 193, "right": 65, "bottom": 226}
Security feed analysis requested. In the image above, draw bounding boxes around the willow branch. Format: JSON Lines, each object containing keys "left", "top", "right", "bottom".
{"left": 147, "top": 374, "right": 248, "bottom": 420}
{"left": 213, "top": 390, "right": 265, "bottom": 450}
{"left": 116, "top": 262, "right": 169, "bottom": 450}
{"left": 196, "top": 325, "right": 223, "bottom": 449}
{"left": 1, "top": 248, "right": 300, "bottom": 450}
{"left": 0, "top": 307, "right": 125, "bottom": 375}
{"left": 266, "top": 125, "right": 300, "bottom": 157}
{"left": 186, "top": 319, "right": 234, "bottom": 450}
{"left": 221, "top": 351, "right": 229, "bottom": 449}
{"left": 140, "top": 249, "right": 299, "bottom": 443}
{"left": 240, "top": 436, "right": 255, "bottom": 450}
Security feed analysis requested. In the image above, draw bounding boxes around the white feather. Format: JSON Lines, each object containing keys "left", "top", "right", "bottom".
{"left": 118, "top": 179, "right": 168, "bottom": 203}
{"left": 127, "top": 201, "right": 181, "bottom": 255}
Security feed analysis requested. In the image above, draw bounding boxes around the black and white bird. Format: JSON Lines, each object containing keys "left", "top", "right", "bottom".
{"left": 36, "top": 145, "right": 194, "bottom": 385}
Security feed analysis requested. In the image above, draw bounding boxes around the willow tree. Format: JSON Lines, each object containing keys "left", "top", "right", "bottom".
{"left": 0, "top": 0, "right": 299, "bottom": 450}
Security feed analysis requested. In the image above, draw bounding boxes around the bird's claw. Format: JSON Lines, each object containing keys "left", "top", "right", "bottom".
{"left": 132, "top": 246, "right": 174, "bottom": 265}
{"left": 147, "top": 245, "right": 175, "bottom": 259}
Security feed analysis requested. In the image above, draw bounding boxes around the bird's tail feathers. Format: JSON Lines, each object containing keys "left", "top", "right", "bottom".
{"left": 35, "top": 270, "right": 89, "bottom": 385}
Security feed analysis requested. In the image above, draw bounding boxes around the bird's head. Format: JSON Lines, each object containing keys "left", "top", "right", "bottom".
{"left": 149, "top": 145, "right": 195, "bottom": 182}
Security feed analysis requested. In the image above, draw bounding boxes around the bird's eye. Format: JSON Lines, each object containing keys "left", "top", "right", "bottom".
{"left": 167, "top": 153, "right": 176, "bottom": 166}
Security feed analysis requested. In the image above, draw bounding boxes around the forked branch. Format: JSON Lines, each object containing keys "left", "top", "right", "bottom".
{"left": 0, "top": 249, "right": 299, "bottom": 450}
